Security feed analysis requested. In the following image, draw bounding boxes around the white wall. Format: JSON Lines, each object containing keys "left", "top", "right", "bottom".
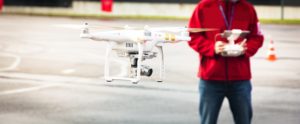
{"left": 73, "top": 1, "right": 195, "bottom": 17}
{"left": 255, "top": 5, "right": 300, "bottom": 19}
{"left": 2, "top": 1, "right": 300, "bottom": 19}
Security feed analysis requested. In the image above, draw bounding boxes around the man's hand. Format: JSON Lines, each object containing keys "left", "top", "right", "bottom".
{"left": 214, "top": 41, "right": 226, "bottom": 54}
{"left": 238, "top": 39, "right": 247, "bottom": 54}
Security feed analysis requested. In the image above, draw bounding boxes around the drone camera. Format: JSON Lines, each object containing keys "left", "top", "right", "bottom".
{"left": 141, "top": 65, "right": 153, "bottom": 77}
{"left": 130, "top": 57, "right": 153, "bottom": 77}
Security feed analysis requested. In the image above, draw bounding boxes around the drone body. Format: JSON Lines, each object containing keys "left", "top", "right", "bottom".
{"left": 80, "top": 23, "right": 197, "bottom": 83}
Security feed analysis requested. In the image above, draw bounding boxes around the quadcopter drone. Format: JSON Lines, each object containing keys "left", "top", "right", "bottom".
{"left": 77, "top": 23, "right": 218, "bottom": 84}
{"left": 57, "top": 23, "right": 247, "bottom": 84}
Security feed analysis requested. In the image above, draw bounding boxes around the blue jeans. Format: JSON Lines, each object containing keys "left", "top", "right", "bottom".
{"left": 199, "top": 79, "right": 252, "bottom": 124}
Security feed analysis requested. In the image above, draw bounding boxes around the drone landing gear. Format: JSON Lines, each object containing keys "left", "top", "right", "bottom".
{"left": 104, "top": 42, "right": 165, "bottom": 84}
{"left": 156, "top": 45, "right": 164, "bottom": 83}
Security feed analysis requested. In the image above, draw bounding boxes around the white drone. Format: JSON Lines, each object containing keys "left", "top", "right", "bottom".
{"left": 80, "top": 23, "right": 214, "bottom": 83}
{"left": 74, "top": 23, "right": 216, "bottom": 84}
{"left": 56, "top": 23, "right": 248, "bottom": 84}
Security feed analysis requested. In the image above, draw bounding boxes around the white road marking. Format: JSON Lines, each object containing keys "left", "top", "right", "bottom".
{"left": 0, "top": 53, "right": 21, "bottom": 71}
{"left": 0, "top": 72, "right": 196, "bottom": 93}
{"left": 0, "top": 84, "right": 57, "bottom": 95}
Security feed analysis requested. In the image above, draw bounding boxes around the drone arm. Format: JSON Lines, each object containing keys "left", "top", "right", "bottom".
{"left": 85, "top": 31, "right": 136, "bottom": 43}
{"left": 89, "top": 33, "right": 126, "bottom": 43}
{"left": 154, "top": 32, "right": 190, "bottom": 44}
{"left": 104, "top": 43, "right": 113, "bottom": 81}
{"left": 156, "top": 45, "right": 164, "bottom": 82}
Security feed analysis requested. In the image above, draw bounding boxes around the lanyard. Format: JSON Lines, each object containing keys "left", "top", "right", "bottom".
{"left": 218, "top": 2, "right": 235, "bottom": 30}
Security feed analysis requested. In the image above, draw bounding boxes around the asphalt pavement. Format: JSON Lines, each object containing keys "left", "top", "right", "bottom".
{"left": 0, "top": 15, "right": 300, "bottom": 124}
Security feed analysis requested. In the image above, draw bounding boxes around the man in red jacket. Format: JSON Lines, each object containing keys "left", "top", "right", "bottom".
{"left": 188, "top": 0, "right": 264, "bottom": 124}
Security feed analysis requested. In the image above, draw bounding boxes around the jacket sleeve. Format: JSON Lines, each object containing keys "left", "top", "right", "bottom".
{"left": 244, "top": 7, "right": 264, "bottom": 57}
{"left": 188, "top": 5, "right": 215, "bottom": 57}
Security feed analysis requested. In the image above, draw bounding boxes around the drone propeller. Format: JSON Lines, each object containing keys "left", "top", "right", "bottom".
{"left": 53, "top": 24, "right": 102, "bottom": 29}
{"left": 148, "top": 27, "right": 218, "bottom": 33}
{"left": 52, "top": 24, "right": 84, "bottom": 29}
{"left": 53, "top": 23, "right": 128, "bottom": 30}
{"left": 187, "top": 28, "right": 219, "bottom": 33}
{"left": 54, "top": 23, "right": 155, "bottom": 31}
{"left": 54, "top": 23, "right": 218, "bottom": 33}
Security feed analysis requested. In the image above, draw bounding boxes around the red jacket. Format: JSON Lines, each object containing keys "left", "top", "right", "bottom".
{"left": 188, "top": 0, "right": 264, "bottom": 81}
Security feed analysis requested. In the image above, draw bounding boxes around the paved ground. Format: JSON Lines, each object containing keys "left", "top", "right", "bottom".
{"left": 0, "top": 15, "right": 300, "bottom": 124}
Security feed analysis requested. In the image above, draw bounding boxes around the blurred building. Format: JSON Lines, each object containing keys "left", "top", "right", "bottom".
{"left": 2, "top": 0, "right": 300, "bottom": 19}
{"left": 4, "top": 0, "right": 300, "bottom": 6}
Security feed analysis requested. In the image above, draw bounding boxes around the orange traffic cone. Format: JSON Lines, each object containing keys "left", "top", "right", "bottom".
{"left": 267, "top": 39, "right": 277, "bottom": 61}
